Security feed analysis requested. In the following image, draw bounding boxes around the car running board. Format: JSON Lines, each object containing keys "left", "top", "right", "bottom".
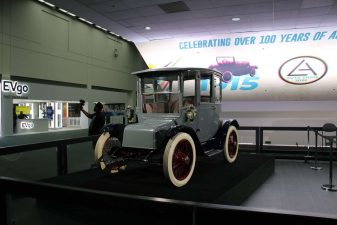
{"left": 204, "top": 149, "right": 222, "bottom": 157}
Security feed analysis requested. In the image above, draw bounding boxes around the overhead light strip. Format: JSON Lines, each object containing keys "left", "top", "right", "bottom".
{"left": 78, "top": 17, "right": 94, "bottom": 25}
{"left": 38, "top": 0, "right": 55, "bottom": 8}
{"left": 34, "top": 0, "right": 128, "bottom": 42}
{"left": 95, "top": 25, "right": 108, "bottom": 32}
{"left": 58, "top": 8, "right": 76, "bottom": 17}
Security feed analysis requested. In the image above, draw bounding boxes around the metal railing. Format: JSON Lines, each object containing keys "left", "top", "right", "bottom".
{"left": 0, "top": 127, "right": 336, "bottom": 224}
{"left": 0, "top": 126, "right": 332, "bottom": 177}
{"left": 1, "top": 176, "right": 336, "bottom": 225}
{"left": 0, "top": 135, "right": 95, "bottom": 176}
{"left": 239, "top": 126, "right": 324, "bottom": 154}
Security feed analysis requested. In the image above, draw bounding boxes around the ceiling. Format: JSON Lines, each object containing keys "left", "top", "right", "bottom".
{"left": 45, "top": 0, "right": 337, "bottom": 43}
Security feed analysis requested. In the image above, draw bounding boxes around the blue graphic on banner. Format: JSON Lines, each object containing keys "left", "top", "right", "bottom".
{"left": 222, "top": 76, "right": 259, "bottom": 91}
{"left": 200, "top": 75, "right": 260, "bottom": 92}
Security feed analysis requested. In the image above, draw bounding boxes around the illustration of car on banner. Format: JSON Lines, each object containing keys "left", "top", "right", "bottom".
{"left": 209, "top": 56, "right": 258, "bottom": 83}
{"left": 94, "top": 67, "right": 239, "bottom": 187}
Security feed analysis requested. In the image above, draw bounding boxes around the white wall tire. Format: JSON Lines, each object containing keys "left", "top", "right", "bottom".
{"left": 163, "top": 132, "right": 196, "bottom": 187}
{"left": 95, "top": 132, "right": 111, "bottom": 171}
{"left": 224, "top": 126, "right": 239, "bottom": 163}
{"left": 95, "top": 132, "right": 122, "bottom": 173}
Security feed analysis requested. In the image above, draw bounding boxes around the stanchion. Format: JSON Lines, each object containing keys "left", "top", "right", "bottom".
{"left": 304, "top": 126, "right": 313, "bottom": 163}
{"left": 321, "top": 136, "right": 337, "bottom": 191}
{"left": 310, "top": 130, "right": 323, "bottom": 170}
{"left": 319, "top": 123, "right": 337, "bottom": 192}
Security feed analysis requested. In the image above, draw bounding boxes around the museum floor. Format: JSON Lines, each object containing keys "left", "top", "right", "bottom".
{"left": 242, "top": 159, "right": 337, "bottom": 217}
{"left": 10, "top": 158, "right": 337, "bottom": 224}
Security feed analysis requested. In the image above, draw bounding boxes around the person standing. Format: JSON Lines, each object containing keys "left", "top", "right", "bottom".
{"left": 13, "top": 106, "right": 18, "bottom": 132}
{"left": 17, "top": 111, "right": 28, "bottom": 119}
{"left": 80, "top": 102, "right": 105, "bottom": 148}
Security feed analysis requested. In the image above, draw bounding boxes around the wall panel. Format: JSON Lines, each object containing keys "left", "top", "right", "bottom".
{"left": 6, "top": 0, "right": 146, "bottom": 90}
{"left": 69, "top": 22, "right": 91, "bottom": 57}
{"left": 41, "top": 10, "right": 69, "bottom": 51}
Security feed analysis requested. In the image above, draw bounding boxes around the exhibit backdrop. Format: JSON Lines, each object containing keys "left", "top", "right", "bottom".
{"left": 136, "top": 27, "right": 337, "bottom": 101}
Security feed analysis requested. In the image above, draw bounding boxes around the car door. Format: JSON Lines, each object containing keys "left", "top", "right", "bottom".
{"left": 196, "top": 72, "right": 221, "bottom": 142}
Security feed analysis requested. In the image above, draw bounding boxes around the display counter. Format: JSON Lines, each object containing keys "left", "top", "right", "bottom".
{"left": 16, "top": 119, "right": 49, "bottom": 134}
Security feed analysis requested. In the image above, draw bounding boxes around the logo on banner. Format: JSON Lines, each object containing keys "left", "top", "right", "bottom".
{"left": 279, "top": 56, "right": 327, "bottom": 85}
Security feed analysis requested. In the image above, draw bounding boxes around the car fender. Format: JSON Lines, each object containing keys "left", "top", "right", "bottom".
{"left": 162, "top": 125, "right": 203, "bottom": 155}
{"left": 222, "top": 119, "right": 239, "bottom": 134}
{"left": 99, "top": 123, "right": 125, "bottom": 142}
{"left": 220, "top": 120, "right": 239, "bottom": 146}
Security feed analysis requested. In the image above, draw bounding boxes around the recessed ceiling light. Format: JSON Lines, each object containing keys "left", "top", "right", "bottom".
{"left": 232, "top": 17, "right": 240, "bottom": 22}
{"left": 145, "top": 26, "right": 151, "bottom": 30}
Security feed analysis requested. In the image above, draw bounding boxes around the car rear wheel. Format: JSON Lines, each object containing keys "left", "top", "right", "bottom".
{"left": 224, "top": 126, "right": 239, "bottom": 163}
{"left": 163, "top": 132, "right": 196, "bottom": 187}
{"left": 95, "top": 132, "right": 126, "bottom": 174}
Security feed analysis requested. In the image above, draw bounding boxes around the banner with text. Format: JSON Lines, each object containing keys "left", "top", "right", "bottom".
{"left": 136, "top": 27, "right": 337, "bottom": 101}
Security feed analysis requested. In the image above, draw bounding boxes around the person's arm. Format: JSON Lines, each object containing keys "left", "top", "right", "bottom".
{"left": 81, "top": 108, "right": 94, "bottom": 119}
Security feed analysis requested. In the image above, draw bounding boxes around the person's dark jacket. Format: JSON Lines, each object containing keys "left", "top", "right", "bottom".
{"left": 88, "top": 111, "right": 105, "bottom": 136}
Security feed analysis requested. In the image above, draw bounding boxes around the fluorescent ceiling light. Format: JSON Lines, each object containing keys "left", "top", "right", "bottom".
{"left": 95, "top": 25, "right": 108, "bottom": 31}
{"left": 109, "top": 31, "right": 120, "bottom": 37}
{"left": 43, "top": 1, "right": 55, "bottom": 8}
{"left": 79, "top": 17, "right": 93, "bottom": 25}
{"left": 232, "top": 17, "right": 240, "bottom": 22}
{"left": 59, "top": 8, "right": 76, "bottom": 17}
{"left": 145, "top": 26, "right": 152, "bottom": 30}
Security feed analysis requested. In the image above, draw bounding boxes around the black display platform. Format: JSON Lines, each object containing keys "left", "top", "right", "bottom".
{"left": 42, "top": 153, "right": 274, "bottom": 205}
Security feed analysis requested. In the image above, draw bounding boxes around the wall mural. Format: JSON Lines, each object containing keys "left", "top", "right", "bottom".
{"left": 136, "top": 27, "right": 337, "bottom": 101}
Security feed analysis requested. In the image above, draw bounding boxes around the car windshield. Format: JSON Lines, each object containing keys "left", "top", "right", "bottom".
{"left": 141, "top": 73, "right": 180, "bottom": 114}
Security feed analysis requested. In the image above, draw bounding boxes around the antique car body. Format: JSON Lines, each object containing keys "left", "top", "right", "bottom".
{"left": 95, "top": 67, "right": 239, "bottom": 187}
{"left": 209, "top": 56, "right": 258, "bottom": 82}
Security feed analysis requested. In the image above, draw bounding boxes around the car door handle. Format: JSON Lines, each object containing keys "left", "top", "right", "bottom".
{"left": 211, "top": 106, "right": 216, "bottom": 110}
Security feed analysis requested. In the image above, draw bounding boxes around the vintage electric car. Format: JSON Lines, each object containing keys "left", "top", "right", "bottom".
{"left": 95, "top": 67, "right": 239, "bottom": 187}
{"left": 209, "top": 56, "right": 258, "bottom": 82}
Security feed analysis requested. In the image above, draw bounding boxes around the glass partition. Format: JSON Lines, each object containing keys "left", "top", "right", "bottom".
{"left": 12, "top": 99, "right": 84, "bottom": 134}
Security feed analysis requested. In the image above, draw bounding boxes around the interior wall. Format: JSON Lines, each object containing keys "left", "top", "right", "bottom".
{"left": 0, "top": 0, "right": 147, "bottom": 179}
{"left": 0, "top": 0, "right": 146, "bottom": 91}
{"left": 221, "top": 100, "right": 337, "bottom": 146}
{"left": 0, "top": 0, "right": 147, "bottom": 137}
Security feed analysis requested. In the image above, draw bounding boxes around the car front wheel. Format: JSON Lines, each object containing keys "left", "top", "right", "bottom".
{"left": 224, "top": 126, "right": 239, "bottom": 163}
{"left": 95, "top": 132, "right": 125, "bottom": 174}
{"left": 163, "top": 132, "right": 196, "bottom": 187}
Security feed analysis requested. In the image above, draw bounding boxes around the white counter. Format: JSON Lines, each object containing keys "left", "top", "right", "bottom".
{"left": 16, "top": 119, "right": 49, "bottom": 134}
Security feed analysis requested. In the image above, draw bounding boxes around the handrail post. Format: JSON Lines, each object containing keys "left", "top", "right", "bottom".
{"left": 259, "top": 127, "right": 264, "bottom": 152}
{"left": 255, "top": 127, "right": 260, "bottom": 153}
{"left": 192, "top": 206, "right": 197, "bottom": 225}
{"left": 0, "top": 194, "right": 13, "bottom": 225}
{"left": 57, "top": 143, "right": 68, "bottom": 176}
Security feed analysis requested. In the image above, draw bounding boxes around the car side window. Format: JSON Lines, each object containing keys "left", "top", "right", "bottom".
{"left": 200, "top": 73, "right": 212, "bottom": 103}
{"left": 214, "top": 75, "right": 221, "bottom": 103}
{"left": 183, "top": 75, "right": 196, "bottom": 106}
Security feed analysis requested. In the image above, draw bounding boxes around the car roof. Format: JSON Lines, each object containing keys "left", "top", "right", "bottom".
{"left": 132, "top": 67, "right": 221, "bottom": 76}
